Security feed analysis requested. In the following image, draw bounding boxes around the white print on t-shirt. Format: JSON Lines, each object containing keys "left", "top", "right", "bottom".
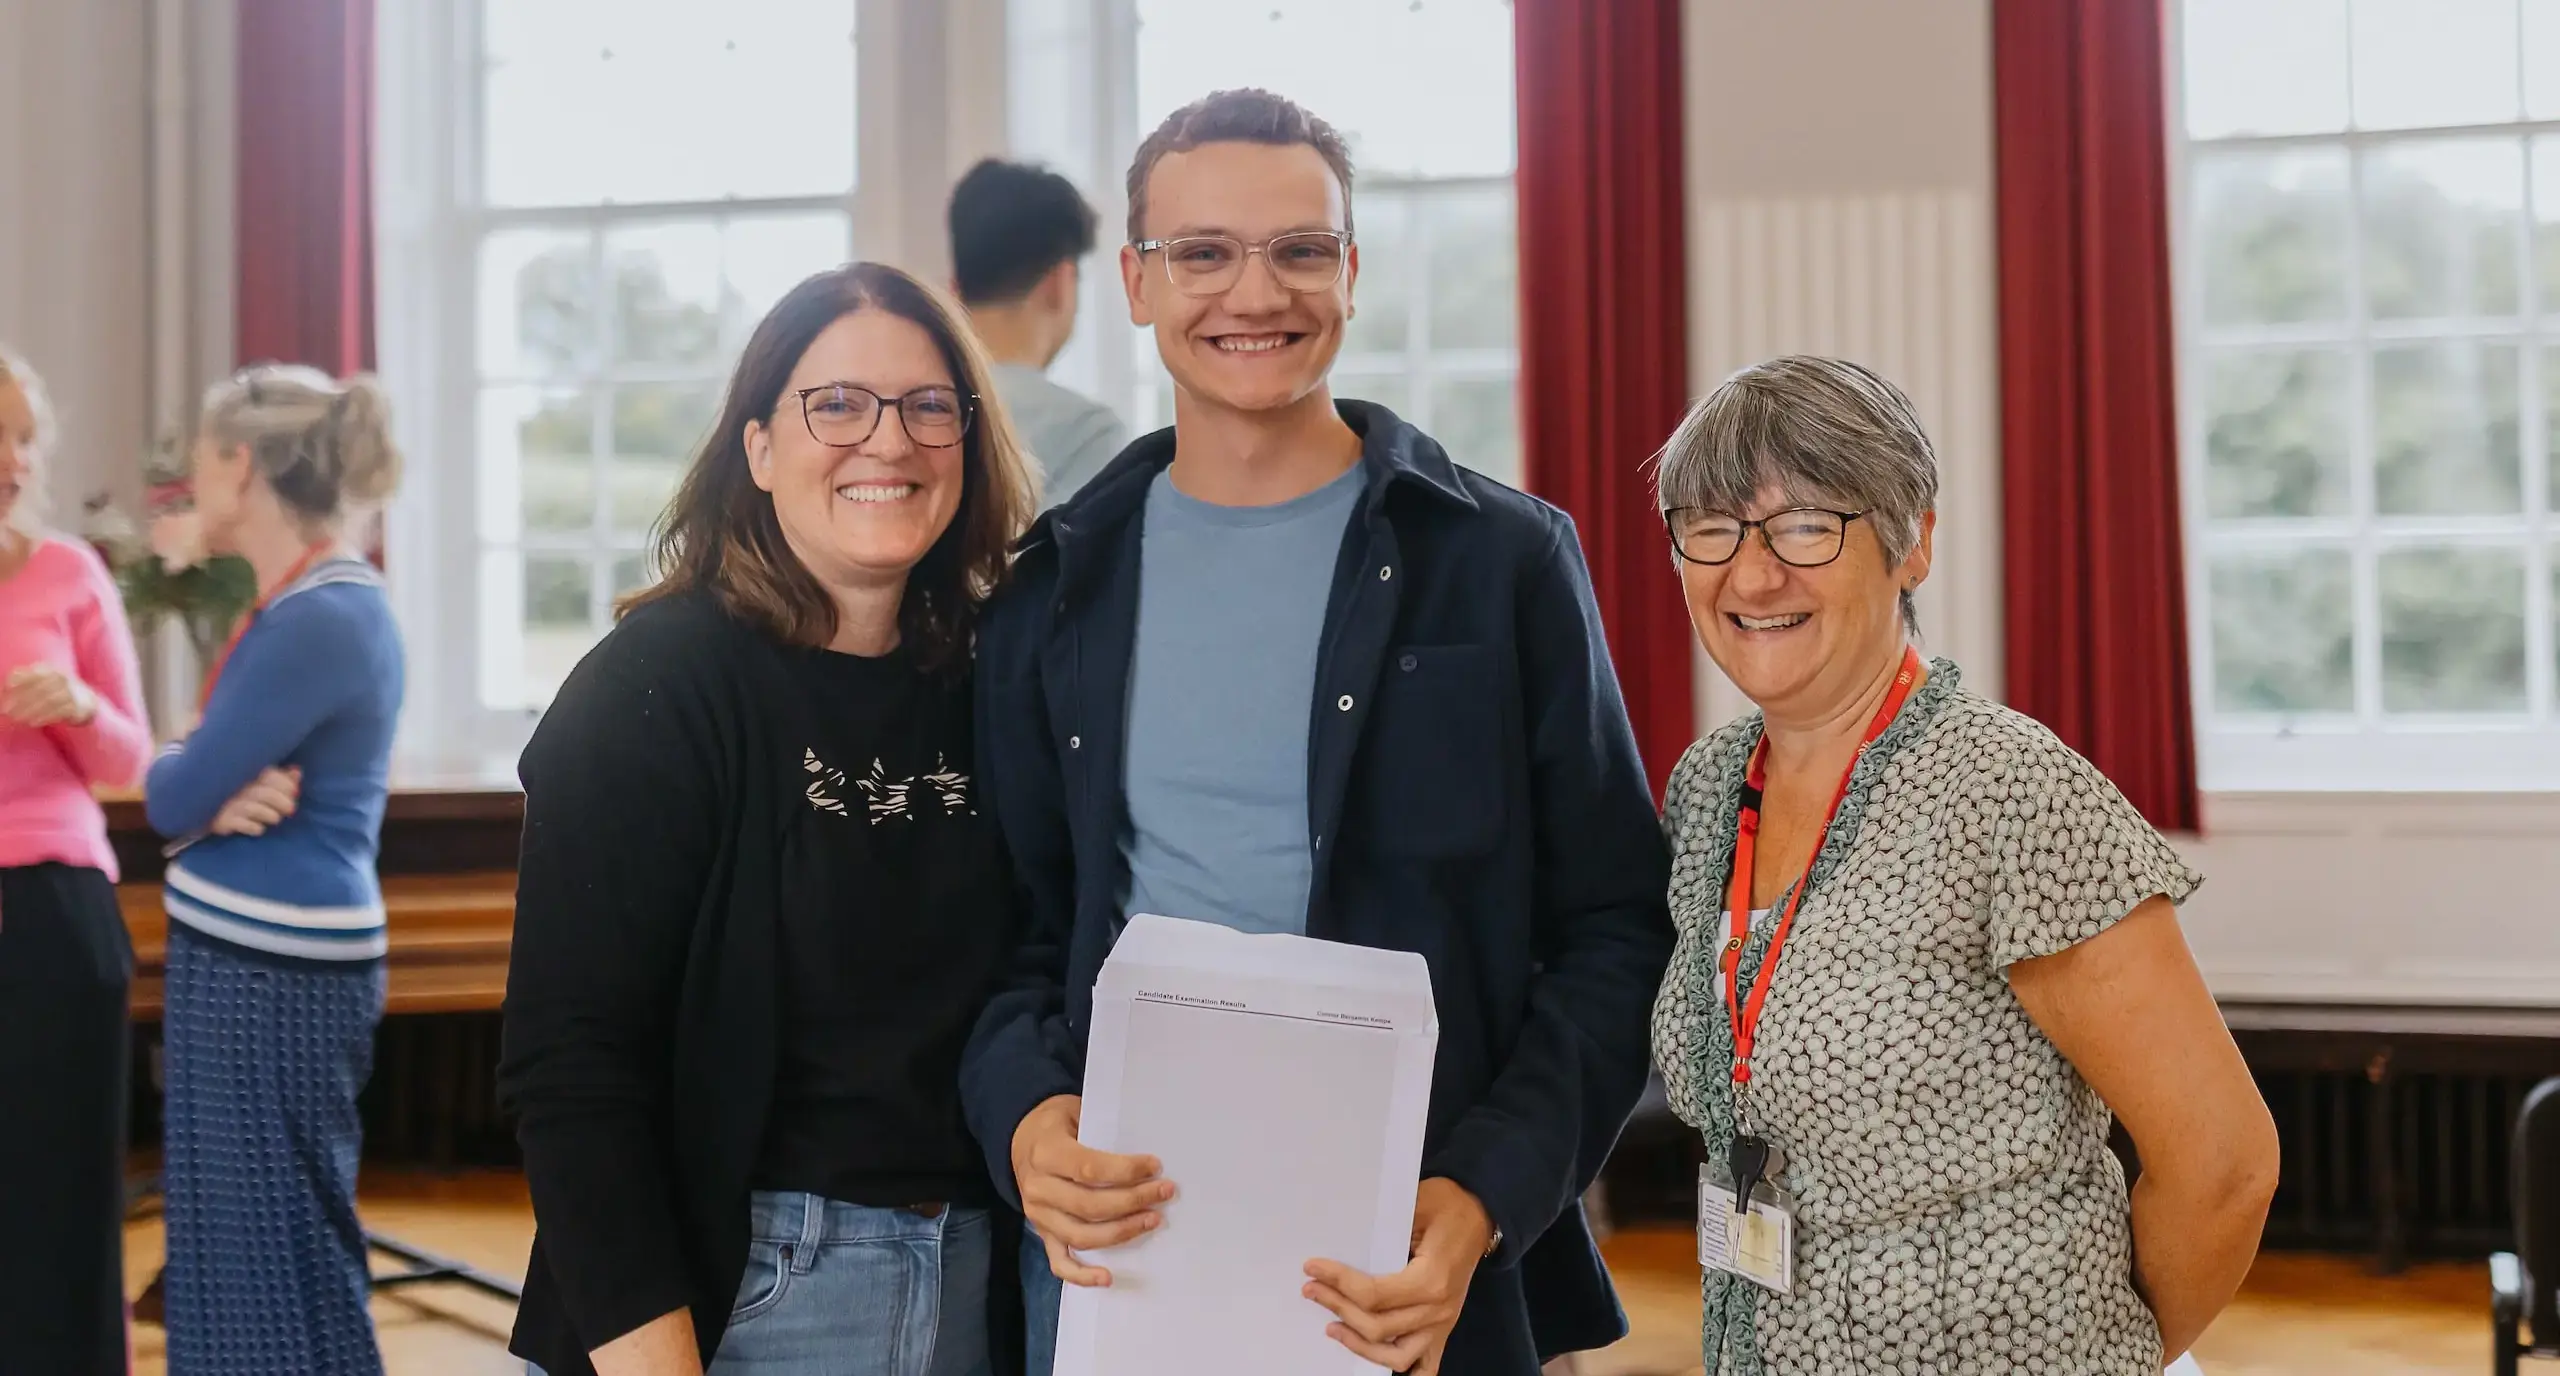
{"left": 802, "top": 748, "right": 974, "bottom": 823}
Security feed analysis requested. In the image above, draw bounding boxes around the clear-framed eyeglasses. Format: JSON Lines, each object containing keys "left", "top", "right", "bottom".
{"left": 793, "top": 384, "right": 973, "bottom": 449}
{"left": 1131, "top": 230, "right": 1354, "bottom": 297}
{"left": 1663, "top": 506, "right": 1869, "bottom": 567}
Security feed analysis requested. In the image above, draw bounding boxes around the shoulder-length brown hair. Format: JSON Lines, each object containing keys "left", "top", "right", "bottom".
{"left": 621, "top": 262, "right": 1037, "bottom": 672}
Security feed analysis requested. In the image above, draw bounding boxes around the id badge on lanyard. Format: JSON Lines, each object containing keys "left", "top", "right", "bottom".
{"left": 1704, "top": 647, "right": 1922, "bottom": 1296}
{"left": 1699, "top": 1150, "right": 1797, "bottom": 1294}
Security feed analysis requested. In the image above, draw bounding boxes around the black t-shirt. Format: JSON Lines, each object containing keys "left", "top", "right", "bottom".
{"left": 751, "top": 642, "right": 1012, "bottom": 1208}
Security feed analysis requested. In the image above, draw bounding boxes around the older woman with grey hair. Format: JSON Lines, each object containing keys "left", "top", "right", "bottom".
{"left": 1648, "top": 356, "right": 2277, "bottom": 1374}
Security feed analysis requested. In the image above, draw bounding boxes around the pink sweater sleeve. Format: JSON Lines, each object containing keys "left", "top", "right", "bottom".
{"left": 49, "top": 545, "right": 154, "bottom": 787}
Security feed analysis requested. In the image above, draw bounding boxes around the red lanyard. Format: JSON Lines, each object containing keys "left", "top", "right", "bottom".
{"left": 1721, "top": 646, "right": 1923, "bottom": 1096}
{"left": 199, "top": 542, "right": 335, "bottom": 711}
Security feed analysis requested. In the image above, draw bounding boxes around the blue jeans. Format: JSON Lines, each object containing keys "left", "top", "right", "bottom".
{"left": 710, "top": 1191, "right": 993, "bottom": 1376}
{"left": 1020, "top": 1229, "right": 1061, "bottom": 1376}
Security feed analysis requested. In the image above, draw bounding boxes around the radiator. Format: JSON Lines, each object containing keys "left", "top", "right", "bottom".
{"left": 2261, "top": 1067, "right": 2534, "bottom": 1260}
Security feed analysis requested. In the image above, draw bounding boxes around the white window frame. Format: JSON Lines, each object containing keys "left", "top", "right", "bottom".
{"left": 377, "top": 0, "right": 972, "bottom": 770}
{"left": 2166, "top": 1, "right": 2560, "bottom": 792}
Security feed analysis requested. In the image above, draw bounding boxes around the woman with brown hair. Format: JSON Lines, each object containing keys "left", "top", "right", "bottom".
{"left": 498, "top": 262, "right": 1038, "bottom": 1376}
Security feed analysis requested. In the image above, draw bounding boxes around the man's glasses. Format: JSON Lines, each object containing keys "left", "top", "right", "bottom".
{"left": 794, "top": 384, "right": 973, "bottom": 449}
{"left": 1663, "top": 506, "right": 1869, "bottom": 567}
{"left": 1132, "top": 230, "right": 1353, "bottom": 297}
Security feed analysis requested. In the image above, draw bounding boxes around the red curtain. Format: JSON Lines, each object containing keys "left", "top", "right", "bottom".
{"left": 1992, "top": 0, "right": 2200, "bottom": 831}
{"left": 236, "top": 0, "right": 376, "bottom": 376}
{"left": 1515, "top": 0, "right": 1693, "bottom": 797}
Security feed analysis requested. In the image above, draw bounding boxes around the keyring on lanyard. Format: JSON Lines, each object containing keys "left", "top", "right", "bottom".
{"left": 1720, "top": 645, "right": 1923, "bottom": 1140}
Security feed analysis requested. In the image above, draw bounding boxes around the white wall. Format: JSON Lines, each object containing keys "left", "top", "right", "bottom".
{"left": 1681, "top": 0, "right": 2560, "bottom": 1008}
{"left": 0, "top": 0, "right": 153, "bottom": 517}
{"left": 1680, "top": 0, "right": 2007, "bottom": 729}
{"left": 0, "top": 0, "right": 233, "bottom": 732}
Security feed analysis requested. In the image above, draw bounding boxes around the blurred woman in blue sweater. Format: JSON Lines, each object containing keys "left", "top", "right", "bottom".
{"left": 145, "top": 364, "right": 405, "bottom": 1376}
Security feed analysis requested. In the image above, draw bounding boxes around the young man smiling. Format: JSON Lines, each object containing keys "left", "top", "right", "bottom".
{"left": 960, "top": 89, "right": 1673, "bottom": 1376}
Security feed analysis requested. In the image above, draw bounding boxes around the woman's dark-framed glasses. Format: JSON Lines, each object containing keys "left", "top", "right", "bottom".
{"left": 795, "top": 383, "right": 973, "bottom": 449}
{"left": 1132, "top": 230, "right": 1353, "bottom": 297}
{"left": 1664, "top": 506, "right": 1867, "bottom": 567}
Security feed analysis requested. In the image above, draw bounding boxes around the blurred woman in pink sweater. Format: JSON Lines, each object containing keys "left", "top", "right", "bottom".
{"left": 0, "top": 347, "right": 153, "bottom": 1374}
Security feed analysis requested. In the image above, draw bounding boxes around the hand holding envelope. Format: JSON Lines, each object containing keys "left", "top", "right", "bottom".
{"left": 1011, "top": 1092, "right": 1177, "bottom": 1288}
{"left": 1301, "top": 1175, "right": 1495, "bottom": 1376}
{"left": 1041, "top": 914, "right": 1444, "bottom": 1376}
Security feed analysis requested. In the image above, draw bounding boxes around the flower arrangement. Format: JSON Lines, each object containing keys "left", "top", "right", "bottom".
{"left": 83, "top": 433, "right": 255, "bottom": 678}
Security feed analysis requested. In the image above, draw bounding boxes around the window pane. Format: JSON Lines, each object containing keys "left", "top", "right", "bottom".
{"left": 2209, "top": 547, "right": 2353, "bottom": 713}
{"left": 2348, "top": 0, "right": 2521, "bottom": 130}
{"left": 1133, "top": 0, "right": 1514, "bottom": 179}
{"left": 723, "top": 215, "right": 854, "bottom": 343}
{"left": 2202, "top": 349, "right": 2351, "bottom": 518}
{"left": 606, "top": 222, "right": 723, "bottom": 369}
{"left": 484, "top": 0, "right": 857, "bottom": 208}
{"left": 2535, "top": 137, "right": 2560, "bottom": 317}
{"left": 2548, "top": 346, "right": 2560, "bottom": 512}
{"left": 2360, "top": 138, "right": 2526, "bottom": 320}
{"left": 2379, "top": 546, "right": 2527, "bottom": 712}
{"left": 1425, "top": 185, "right": 1518, "bottom": 352}
{"left": 1335, "top": 374, "right": 1411, "bottom": 422}
{"left": 2194, "top": 150, "right": 2351, "bottom": 326}
{"left": 1343, "top": 195, "right": 1412, "bottom": 358}
{"left": 522, "top": 555, "right": 598, "bottom": 706}
{"left": 2373, "top": 341, "right": 2522, "bottom": 514}
{"left": 1429, "top": 376, "right": 1521, "bottom": 486}
{"left": 487, "top": 387, "right": 594, "bottom": 537}
{"left": 612, "top": 553, "right": 655, "bottom": 598}
{"left": 2531, "top": 0, "right": 2560, "bottom": 117}
{"left": 480, "top": 229, "right": 594, "bottom": 379}
{"left": 610, "top": 383, "right": 721, "bottom": 534}
{"left": 2182, "top": 0, "right": 2350, "bottom": 138}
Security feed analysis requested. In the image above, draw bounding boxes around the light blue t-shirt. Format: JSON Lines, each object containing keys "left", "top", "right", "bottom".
{"left": 1120, "top": 462, "right": 1367, "bottom": 936}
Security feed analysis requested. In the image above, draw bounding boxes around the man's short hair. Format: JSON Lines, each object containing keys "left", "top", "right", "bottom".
{"left": 948, "top": 159, "right": 1101, "bottom": 306}
{"left": 1126, "top": 89, "right": 1356, "bottom": 244}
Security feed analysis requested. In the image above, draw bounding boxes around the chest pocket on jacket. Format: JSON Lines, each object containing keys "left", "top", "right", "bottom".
{"left": 1354, "top": 644, "right": 1505, "bottom": 858}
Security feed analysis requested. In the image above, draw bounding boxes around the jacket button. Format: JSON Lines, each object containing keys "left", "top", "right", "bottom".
{"left": 1399, "top": 653, "right": 1418, "bottom": 672}
{"left": 1068, "top": 735, "right": 1082, "bottom": 750}
{"left": 1378, "top": 565, "right": 1392, "bottom": 581}
{"left": 1337, "top": 694, "right": 1354, "bottom": 712}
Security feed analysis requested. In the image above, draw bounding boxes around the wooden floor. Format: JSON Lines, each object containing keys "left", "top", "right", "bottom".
{"left": 122, "top": 1172, "right": 2492, "bottom": 1375}
{"left": 1579, "top": 1227, "right": 2487, "bottom": 1376}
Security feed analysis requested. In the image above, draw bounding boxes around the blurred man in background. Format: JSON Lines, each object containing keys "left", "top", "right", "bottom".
{"left": 949, "top": 158, "right": 1131, "bottom": 506}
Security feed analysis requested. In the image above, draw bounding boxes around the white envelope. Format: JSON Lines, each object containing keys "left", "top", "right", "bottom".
{"left": 1056, "top": 913, "right": 1441, "bottom": 1376}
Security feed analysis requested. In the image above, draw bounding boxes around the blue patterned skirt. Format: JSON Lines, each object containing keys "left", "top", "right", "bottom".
{"left": 162, "top": 921, "right": 387, "bottom": 1376}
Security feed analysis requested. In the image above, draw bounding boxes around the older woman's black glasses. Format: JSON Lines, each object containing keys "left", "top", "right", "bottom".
{"left": 794, "top": 384, "right": 973, "bottom": 449}
{"left": 1664, "top": 506, "right": 1868, "bottom": 567}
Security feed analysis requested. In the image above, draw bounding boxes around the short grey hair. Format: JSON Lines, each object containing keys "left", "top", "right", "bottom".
{"left": 1652, "top": 355, "right": 1940, "bottom": 633}
{"left": 0, "top": 346, "right": 58, "bottom": 534}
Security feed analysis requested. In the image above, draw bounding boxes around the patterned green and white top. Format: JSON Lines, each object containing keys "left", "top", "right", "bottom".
{"left": 1650, "top": 659, "right": 2202, "bottom": 1375}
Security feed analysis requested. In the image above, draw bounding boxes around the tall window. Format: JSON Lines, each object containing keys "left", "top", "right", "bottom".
{"left": 419, "top": 2, "right": 859, "bottom": 717}
{"left": 475, "top": 2, "right": 857, "bottom": 708}
{"left": 1009, "top": 0, "right": 1522, "bottom": 485}
{"left": 2173, "top": 0, "right": 2560, "bottom": 788}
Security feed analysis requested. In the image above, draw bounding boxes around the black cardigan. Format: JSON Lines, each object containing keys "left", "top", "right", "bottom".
{"left": 496, "top": 590, "right": 1021, "bottom": 1375}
